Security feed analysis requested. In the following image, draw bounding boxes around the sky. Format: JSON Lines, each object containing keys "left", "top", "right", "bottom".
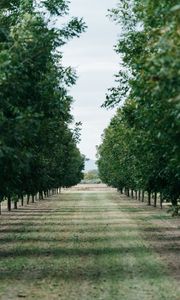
{"left": 62, "top": 0, "right": 120, "bottom": 160}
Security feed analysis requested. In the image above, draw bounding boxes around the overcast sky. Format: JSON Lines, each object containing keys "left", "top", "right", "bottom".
{"left": 62, "top": 0, "right": 120, "bottom": 160}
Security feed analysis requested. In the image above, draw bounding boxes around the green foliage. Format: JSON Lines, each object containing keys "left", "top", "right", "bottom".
{"left": 98, "top": 0, "right": 180, "bottom": 206}
{"left": 84, "top": 170, "right": 98, "bottom": 181}
{"left": 0, "top": 0, "right": 85, "bottom": 205}
{"left": 81, "top": 170, "right": 101, "bottom": 184}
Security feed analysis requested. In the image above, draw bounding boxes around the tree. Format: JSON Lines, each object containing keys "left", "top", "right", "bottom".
{"left": 98, "top": 0, "right": 180, "bottom": 212}
{"left": 0, "top": 0, "right": 86, "bottom": 210}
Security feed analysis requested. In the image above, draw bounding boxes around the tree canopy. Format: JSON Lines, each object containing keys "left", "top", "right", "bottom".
{"left": 0, "top": 0, "right": 85, "bottom": 209}
{"left": 98, "top": 0, "right": 180, "bottom": 210}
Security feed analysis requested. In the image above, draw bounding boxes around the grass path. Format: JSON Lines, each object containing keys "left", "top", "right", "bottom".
{"left": 0, "top": 186, "right": 179, "bottom": 299}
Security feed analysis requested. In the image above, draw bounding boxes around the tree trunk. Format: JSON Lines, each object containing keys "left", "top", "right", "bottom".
{"left": 154, "top": 192, "right": 157, "bottom": 207}
{"left": 32, "top": 195, "right": 35, "bottom": 203}
{"left": 135, "top": 190, "right": 138, "bottom": 200}
{"left": 14, "top": 201, "right": 17, "bottom": 209}
{"left": 172, "top": 197, "right": 178, "bottom": 207}
{"left": 142, "top": 191, "right": 145, "bottom": 202}
{"left": 131, "top": 189, "right": 134, "bottom": 198}
{"left": 171, "top": 197, "right": 178, "bottom": 216}
{"left": 127, "top": 189, "right": 130, "bottom": 197}
{"left": 138, "top": 190, "right": 141, "bottom": 201}
{"left": 39, "top": 191, "right": 43, "bottom": 200}
{"left": 160, "top": 193, "right": 163, "bottom": 209}
{"left": 21, "top": 195, "right": 24, "bottom": 206}
{"left": 27, "top": 195, "right": 30, "bottom": 204}
{"left": 148, "top": 192, "right": 151, "bottom": 206}
{"left": 7, "top": 196, "right": 11, "bottom": 211}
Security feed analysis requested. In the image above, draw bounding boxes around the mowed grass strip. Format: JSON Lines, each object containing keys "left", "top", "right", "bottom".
{"left": 0, "top": 189, "right": 179, "bottom": 300}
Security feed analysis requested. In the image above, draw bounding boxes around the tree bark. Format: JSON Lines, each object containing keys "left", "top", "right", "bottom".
{"left": 138, "top": 190, "right": 141, "bottom": 201}
{"left": 172, "top": 197, "right": 178, "bottom": 207}
{"left": 39, "top": 191, "right": 43, "bottom": 200}
{"left": 148, "top": 192, "right": 151, "bottom": 206}
{"left": 21, "top": 195, "right": 24, "bottom": 206}
{"left": 7, "top": 196, "right": 11, "bottom": 211}
{"left": 154, "top": 192, "right": 157, "bottom": 207}
{"left": 142, "top": 191, "right": 145, "bottom": 202}
{"left": 135, "top": 190, "right": 138, "bottom": 200}
{"left": 171, "top": 197, "right": 178, "bottom": 216}
{"left": 27, "top": 195, "right": 30, "bottom": 204}
{"left": 131, "top": 189, "right": 134, "bottom": 198}
{"left": 160, "top": 193, "right": 163, "bottom": 209}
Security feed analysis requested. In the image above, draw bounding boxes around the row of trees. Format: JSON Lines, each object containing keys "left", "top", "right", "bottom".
{"left": 0, "top": 0, "right": 85, "bottom": 211}
{"left": 97, "top": 0, "right": 180, "bottom": 212}
{"left": 82, "top": 170, "right": 101, "bottom": 184}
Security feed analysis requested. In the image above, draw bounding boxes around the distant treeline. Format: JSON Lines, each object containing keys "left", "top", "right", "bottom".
{"left": 82, "top": 170, "right": 101, "bottom": 184}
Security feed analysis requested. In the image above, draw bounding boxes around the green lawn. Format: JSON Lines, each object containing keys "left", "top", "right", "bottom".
{"left": 0, "top": 188, "right": 179, "bottom": 300}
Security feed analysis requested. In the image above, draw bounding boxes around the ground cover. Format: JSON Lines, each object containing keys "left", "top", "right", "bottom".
{"left": 0, "top": 185, "right": 179, "bottom": 299}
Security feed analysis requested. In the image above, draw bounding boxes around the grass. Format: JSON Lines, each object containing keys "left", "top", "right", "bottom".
{"left": 0, "top": 188, "right": 179, "bottom": 300}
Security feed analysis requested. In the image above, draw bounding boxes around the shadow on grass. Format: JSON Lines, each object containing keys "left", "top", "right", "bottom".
{"left": 1, "top": 235, "right": 180, "bottom": 247}
{"left": 0, "top": 225, "right": 179, "bottom": 234}
{"left": 0, "top": 226, "right": 151, "bottom": 234}
{"left": 0, "top": 262, "right": 166, "bottom": 282}
{"left": 0, "top": 192, "right": 179, "bottom": 285}
{"left": 0, "top": 245, "right": 166, "bottom": 282}
{"left": 0, "top": 243, "right": 179, "bottom": 259}
{"left": 0, "top": 233, "right": 141, "bottom": 244}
